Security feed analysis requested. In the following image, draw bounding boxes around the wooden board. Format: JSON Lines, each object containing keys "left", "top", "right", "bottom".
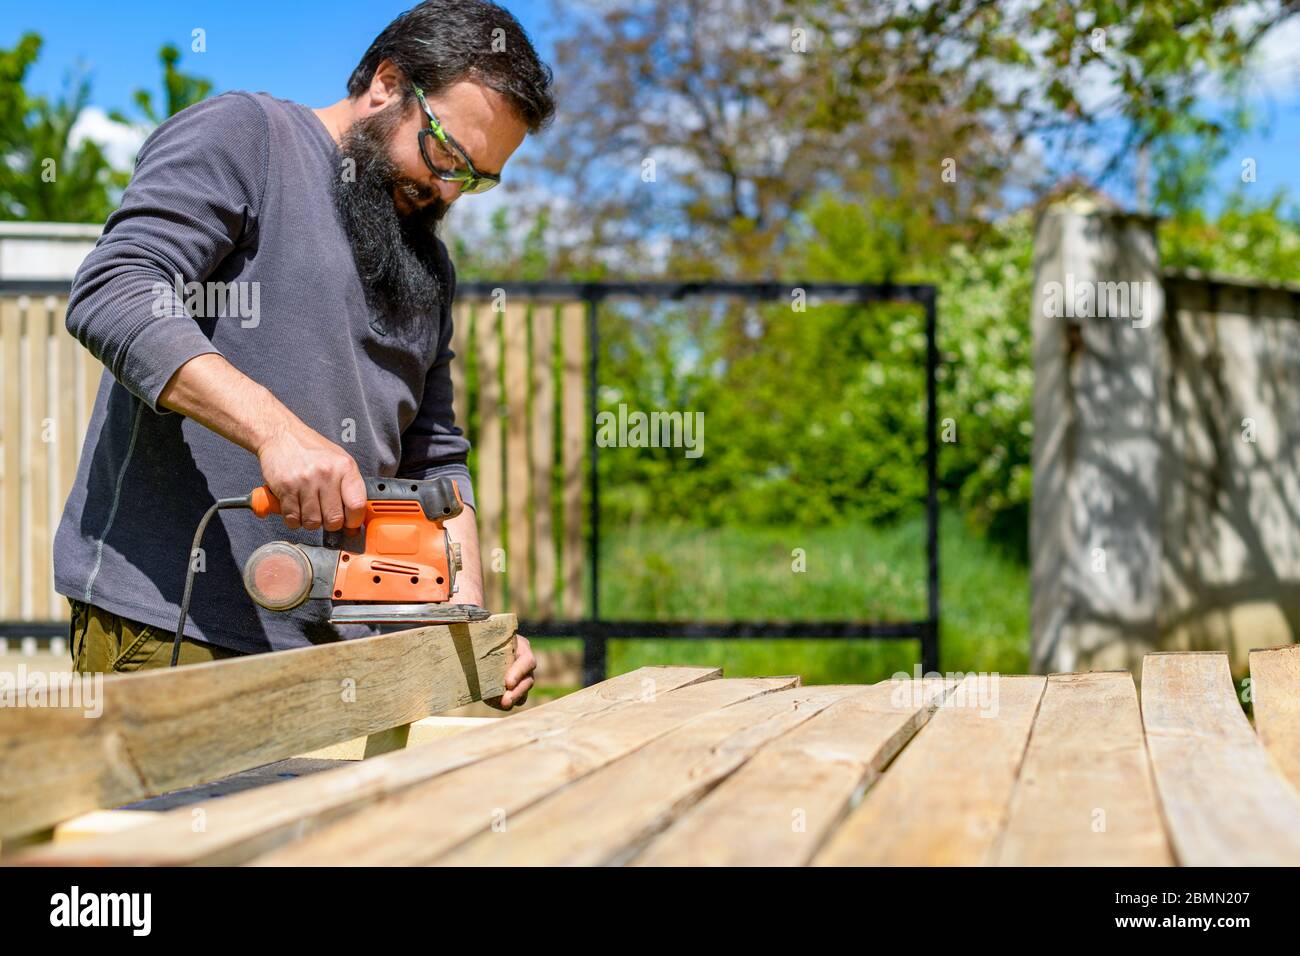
{"left": 559, "top": 302, "right": 585, "bottom": 617}
{"left": 438, "top": 684, "right": 861, "bottom": 867}
{"left": 991, "top": 672, "right": 1171, "bottom": 866}
{"left": 449, "top": 301, "right": 470, "bottom": 442}
{"left": 474, "top": 306, "right": 504, "bottom": 611}
{"left": 251, "top": 676, "right": 799, "bottom": 865}
{"left": 634, "top": 679, "right": 951, "bottom": 866}
{"left": 814, "top": 675, "right": 1046, "bottom": 866}
{"left": 0, "top": 614, "right": 518, "bottom": 841}
{"left": 53, "top": 809, "right": 164, "bottom": 843}
{"left": 77, "top": 315, "right": 101, "bottom": 445}
{"left": 1142, "top": 651, "right": 1300, "bottom": 865}
{"left": 14, "top": 665, "right": 719, "bottom": 865}
{"left": 473, "top": 303, "right": 501, "bottom": 608}
{"left": 530, "top": 304, "right": 556, "bottom": 617}
{"left": 27, "top": 299, "right": 50, "bottom": 620}
{"left": 297, "top": 716, "right": 496, "bottom": 760}
{"left": 1249, "top": 644, "right": 1300, "bottom": 793}
{"left": 55, "top": 302, "right": 79, "bottom": 616}
{"left": 0, "top": 297, "right": 21, "bottom": 619}
{"left": 503, "top": 301, "right": 530, "bottom": 613}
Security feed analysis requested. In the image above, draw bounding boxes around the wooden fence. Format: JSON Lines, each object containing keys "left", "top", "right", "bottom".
{"left": 0, "top": 291, "right": 589, "bottom": 631}
{"left": 0, "top": 295, "right": 102, "bottom": 626}
{"left": 450, "top": 296, "right": 589, "bottom": 620}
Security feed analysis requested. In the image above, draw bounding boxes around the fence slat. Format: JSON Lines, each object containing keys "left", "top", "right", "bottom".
{"left": 449, "top": 301, "right": 470, "bottom": 441}
{"left": 1, "top": 297, "right": 22, "bottom": 618}
{"left": 531, "top": 305, "right": 556, "bottom": 617}
{"left": 25, "top": 299, "right": 51, "bottom": 619}
{"left": 78, "top": 338, "right": 100, "bottom": 436}
{"left": 47, "top": 300, "right": 73, "bottom": 619}
{"left": 475, "top": 304, "right": 504, "bottom": 613}
{"left": 503, "top": 300, "right": 531, "bottom": 614}
{"left": 560, "top": 302, "right": 585, "bottom": 618}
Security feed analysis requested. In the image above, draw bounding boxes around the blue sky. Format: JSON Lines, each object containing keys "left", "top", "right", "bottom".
{"left": 1, "top": 0, "right": 555, "bottom": 114}
{"left": 2, "top": 0, "right": 1297, "bottom": 211}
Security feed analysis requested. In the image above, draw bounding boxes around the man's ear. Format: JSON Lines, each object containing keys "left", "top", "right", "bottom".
{"left": 367, "top": 58, "right": 406, "bottom": 110}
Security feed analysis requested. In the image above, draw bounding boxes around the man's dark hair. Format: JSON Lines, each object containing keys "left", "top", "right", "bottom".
{"left": 347, "top": 0, "right": 555, "bottom": 132}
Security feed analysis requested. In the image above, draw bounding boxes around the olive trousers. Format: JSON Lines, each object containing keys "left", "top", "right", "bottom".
{"left": 67, "top": 598, "right": 242, "bottom": 673}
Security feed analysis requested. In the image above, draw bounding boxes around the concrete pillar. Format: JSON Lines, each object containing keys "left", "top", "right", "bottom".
{"left": 1030, "top": 199, "right": 1165, "bottom": 673}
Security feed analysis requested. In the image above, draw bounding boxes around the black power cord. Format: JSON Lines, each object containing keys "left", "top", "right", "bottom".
{"left": 171, "top": 495, "right": 254, "bottom": 667}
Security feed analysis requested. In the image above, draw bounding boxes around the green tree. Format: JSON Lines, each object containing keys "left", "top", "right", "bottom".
{"left": 118, "top": 44, "right": 212, "bottom": 124}
{"left": 528, "top": 0, "right": 1297, "bottom": 276}
{"left": 451, "top": 206, "right": 554, "bottom": 281}
{"left": 0, "top": 33, "right": 126, "bottom": 222}
{"left": 1160, "top": 190, "right": 1300, "bottom": 282}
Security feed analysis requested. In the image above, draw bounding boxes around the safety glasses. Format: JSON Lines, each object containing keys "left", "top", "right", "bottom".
{"left": 413, "top": 86, "right": 500, "bottom": 195}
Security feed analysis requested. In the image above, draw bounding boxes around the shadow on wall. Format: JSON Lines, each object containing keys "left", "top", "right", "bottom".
{"left": 1160, "top": 276, "right": 1300, "bottom": 671}
{"left": 1031, "top": 201, "right": 1300, "bottom": 677}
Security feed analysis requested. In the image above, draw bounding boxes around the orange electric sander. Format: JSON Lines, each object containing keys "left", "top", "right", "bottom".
{"left": 169, "top": 475, "right": 488, "bottom": 666}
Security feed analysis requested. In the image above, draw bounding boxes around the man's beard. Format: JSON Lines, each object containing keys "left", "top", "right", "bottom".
{"left": 332, "top": 104, "right": 451, "bottom": 334}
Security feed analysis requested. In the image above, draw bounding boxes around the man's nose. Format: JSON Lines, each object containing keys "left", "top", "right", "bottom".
{"left": 431, "top": 179, "right": 461, "bottom": 206}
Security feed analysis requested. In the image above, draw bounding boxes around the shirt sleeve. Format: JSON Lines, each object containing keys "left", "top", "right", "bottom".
{"left": 65, "top": 92, "right": 269, "bottom": 412}
{"left": 396, "top": 258, "right": 477, "bottom": 511}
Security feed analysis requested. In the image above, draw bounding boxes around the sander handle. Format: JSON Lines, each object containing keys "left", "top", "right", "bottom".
{"left": 248, "top": 476, "right": 463, "bottom": 522}
{"left": 249, "top": 485, "right": 281, "bottom": 518}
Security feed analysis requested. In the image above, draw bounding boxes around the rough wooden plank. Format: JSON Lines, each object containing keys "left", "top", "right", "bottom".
{"left": 1250, "top": 644, "right": 1300, "bottom": 794}
{"left": 297, "top": 716, "right": 496, "bottom": 760}
{"left": 25, "top": 298, "right": 49, "bottom": 619}
{"left": 991, "top": 672, "right": 1171, "bottom": 866}
{"left": 53, "top": 299, "right": 77, "bottom": 616}
{"left": 503, "top": 300, "right": 531, "bottom": 613}
{"left": 362, "top": 724, "right": 410, "bottom": 758}
{"left": 530, "top": 304, "right": 556, "bottom": 617}
{"left": 634, "top": 679, "right": 951, "bottom": 866}
{"left": 815, "top": 675, "right": 1046, "bottom": 866}
{"left": 0, "top": 826, "right": 54, "bottom": 857}
{"left": 475, "top": 305, "right": 504, "bottom": 612}
{"left": 449, "top": 300, "right": 471, "bottom": 441}
{"left": 0, "top": 614, "right": 518, "bottom": 840}
{"left": 78, "top": 338, "right": 101, "bottom": 441}
{"left": 1142, "top": 651, "right": 1300, "bottom": 865}
{"left": 0, "top": 297, "right": 21, "bottom": 619}
{"left": 54, "top": 810, "right": 164, "bottom": 843}
{"left": 559, "top": 302, "right": 585, "bottom": 617}
{"left": 13, "top": 665, "right": 719, "bottom": 865}
{"left": 438, "top": 684, "right": 862, "bottom": 867}
{"left": 253, "top": 676, "right": 799, "bottom": 865}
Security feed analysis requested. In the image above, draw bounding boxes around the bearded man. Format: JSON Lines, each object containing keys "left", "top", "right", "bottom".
{"left": 54, "top": 0, "right": 550, "bottom": 708}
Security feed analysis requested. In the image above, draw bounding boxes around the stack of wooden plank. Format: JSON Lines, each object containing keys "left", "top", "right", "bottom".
{"left": 4, "top": 616, "right": 1299, "bottom": 865}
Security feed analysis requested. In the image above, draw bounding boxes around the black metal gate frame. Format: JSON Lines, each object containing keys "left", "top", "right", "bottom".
{"left": 458, "top": 281, "right": 941, "bottom": 686}
{"left": 0, "top": 278, "right": 940, "bottom": 685}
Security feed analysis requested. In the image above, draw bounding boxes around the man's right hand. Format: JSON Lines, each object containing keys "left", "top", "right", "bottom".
{"left": 158, "top": 353, "right": 367, "bottom": 533}
{"left": 256, "top": 420, "right": 367, "bottom": 532}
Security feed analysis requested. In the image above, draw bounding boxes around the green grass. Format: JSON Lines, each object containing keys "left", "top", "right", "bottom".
{"left": 533, "top": 510, "right": 1029, "bottom": 686}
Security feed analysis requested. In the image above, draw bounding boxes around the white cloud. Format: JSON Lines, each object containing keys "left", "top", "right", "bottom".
{"left": 70, "top": 107, "right": 149, "bottom": 170}
{"left": 1241, "top": 14, "right": 1300, "bottom": 98}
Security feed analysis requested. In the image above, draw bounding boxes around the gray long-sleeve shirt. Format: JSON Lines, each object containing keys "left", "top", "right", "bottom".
{"left": 53, "top": 91, "right": 475, "bottom": 654}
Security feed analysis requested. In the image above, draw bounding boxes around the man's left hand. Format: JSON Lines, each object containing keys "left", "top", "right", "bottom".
{"left": 490, "top": 634, "right": 535, "bottom": 710}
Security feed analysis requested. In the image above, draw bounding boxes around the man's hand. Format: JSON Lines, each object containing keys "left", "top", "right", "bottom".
{"left": 159, "top": 353, "right": 366, "bottom": 533}
{"left": 489, "top": 635, "right": 536, "bottom": 710}
{"left": 256, "top": 419, "right": 367, "bottom": 532}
